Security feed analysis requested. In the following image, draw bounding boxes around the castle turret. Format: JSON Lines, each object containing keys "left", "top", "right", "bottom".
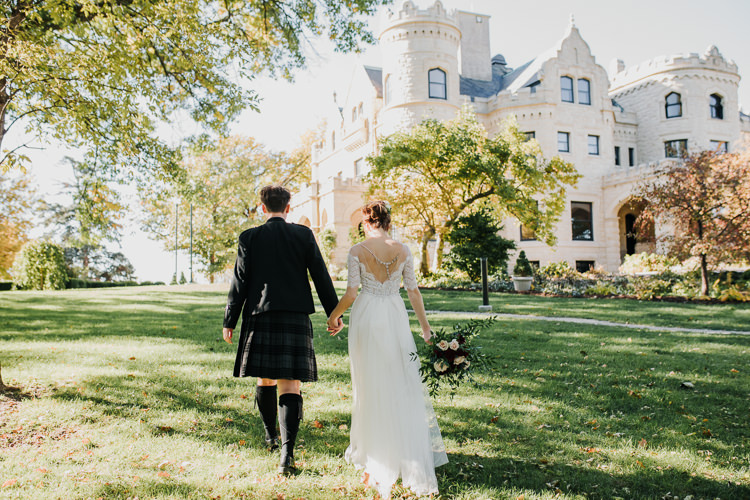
{"left": 378, "top": 0, "right": 461, "bottom": 134}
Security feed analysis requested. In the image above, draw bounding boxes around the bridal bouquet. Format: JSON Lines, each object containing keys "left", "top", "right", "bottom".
{"left": 411, "top": 317, "right": 496, "bottom": 397}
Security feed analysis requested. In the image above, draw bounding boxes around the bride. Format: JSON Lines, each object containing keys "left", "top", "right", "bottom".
{"left": 326, "top": 201, "right": 448, "bottom": 498}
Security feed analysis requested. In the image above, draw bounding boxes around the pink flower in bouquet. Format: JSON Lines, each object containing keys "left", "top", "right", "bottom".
{"left": 449, "top": 339, "right": 460, "bottom": 350}
{"left": 437, "top": 340, "right": 449, "bottom": 351}
{"left": 454, "top": 355, "right": 466, "bottom": 365}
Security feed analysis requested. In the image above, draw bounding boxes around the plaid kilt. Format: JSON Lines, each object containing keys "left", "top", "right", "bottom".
{"left": 233, "top": 311, "right": 318, "bottom": 382}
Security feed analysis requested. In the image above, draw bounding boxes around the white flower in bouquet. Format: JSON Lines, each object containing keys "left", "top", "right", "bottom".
{"left": 463, "top": 360, "right": 471, "bottom": 369}
{"left": 434, "top": 360, "right": 449, "bottom": 373}
{"left": 437, "top": 340, "right": 449, "bottom": 351}
{"left": 449, "top": 339, "right": 460, "bottom": 350}
{"left": 454, "top": 355, "right": 466, "bottom": 365}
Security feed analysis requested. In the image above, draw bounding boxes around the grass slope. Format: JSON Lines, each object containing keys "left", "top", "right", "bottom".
{"left": 0, "top": 285, "right": 748, "bottom": 499}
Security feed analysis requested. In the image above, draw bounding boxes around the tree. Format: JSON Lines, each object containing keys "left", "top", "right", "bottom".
{"left": 445, "top": 207, "right": 515, "bottom": 281}
{"left": 513, "top": 250, "right": 533, "bottom": 277}
{"left": 318, "top": 228, "right": 337, "bottom": 267}
{"left": 367, "top": 108, "right": 580, "bottom": 274}
{"left": 11, "top": 240, "right": 68, "bottom": 290}
{"left": 64, "top": 246, "right": 135, "bottom": 281}
{"left": 0, "top": 170, "right": 36, "bottom": 278}
{"left": 44, "top": 157, "right": 125, "bottom": 278}
{"left": 1, "top": 0, "right": 388, "bottom": 174}
{"left": 141, "top": 135, "right": 310, "bottom": 282}
{"left": 636, "top": 150, "right": 750, "bottom": 296}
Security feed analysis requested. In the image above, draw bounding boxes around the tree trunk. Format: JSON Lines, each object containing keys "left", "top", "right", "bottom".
{"left": 0, "top": 77, "right": 7, "bottom": 156}
{"left": 0, "top": 361, "right": 5, "bottom": 389}
{"left": 435, "top": 232, "right": 445, "bottom": 270}
{"left": 700, "top": 253, "right": 709, "bottom": 296}
{"left": 419, "top": 228, "right": 435, "bottom": 276}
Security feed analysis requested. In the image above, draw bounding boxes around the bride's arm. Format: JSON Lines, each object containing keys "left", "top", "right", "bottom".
{"left": 326, "top": 250, "right": 360, "bottom": 334}
{"left": 406, "top": 288, "right": 432, "bottom": 343}
{"left": 402, "top": 248, "right": 431, "bottom": 343}
{"left": 326, "top": 287, "right": 357, "bottom": 334}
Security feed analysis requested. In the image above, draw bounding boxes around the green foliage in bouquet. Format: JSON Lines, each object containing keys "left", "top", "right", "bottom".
{"left": 411, "top": 317, "right": 496, "bottom": 397}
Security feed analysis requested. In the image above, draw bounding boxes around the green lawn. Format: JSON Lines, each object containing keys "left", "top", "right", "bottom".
{"left": 413, "top": 288, "right": 750, "bottom": 332}
{"left": 1, "top": 285, "right": 748, "bottom": 499}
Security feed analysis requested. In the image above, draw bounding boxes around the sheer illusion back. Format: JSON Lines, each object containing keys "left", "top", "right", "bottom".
{"left": 347, "top": 241, "right": 418, "bottom": 296}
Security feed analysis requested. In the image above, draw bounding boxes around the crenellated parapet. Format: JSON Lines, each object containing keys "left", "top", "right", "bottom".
{"left": 610, "top": 46, "right": 740, "bottom": 95}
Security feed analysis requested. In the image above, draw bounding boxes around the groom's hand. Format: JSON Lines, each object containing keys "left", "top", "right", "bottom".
{"left": 223, "top": 327, "right": 233, "bottom": 344}
{"left": 327, "top": 317, "right": 344, "bottom": 335}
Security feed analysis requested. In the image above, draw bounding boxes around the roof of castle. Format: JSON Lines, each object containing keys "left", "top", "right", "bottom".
{"left": 364, "top": 66, "right": 383, "bottom": 98}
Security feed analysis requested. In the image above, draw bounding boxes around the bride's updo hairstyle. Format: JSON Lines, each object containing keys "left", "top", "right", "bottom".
{"left": 362, "top": 201, "right": 391, "bottom": 231}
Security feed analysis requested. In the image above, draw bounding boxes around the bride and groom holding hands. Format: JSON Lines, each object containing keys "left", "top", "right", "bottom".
{"left": 222, "top": 185, "right": 447, "bottom": 497}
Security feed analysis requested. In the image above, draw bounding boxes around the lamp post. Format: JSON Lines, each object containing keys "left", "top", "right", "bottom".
{"left": 189, "top": 203, "right": 194, "bottom": 283}
{"left": 479, "top": 257, "right": 492, "bottom": 312}
{"left": 174, "top": 201, "right": 179, "bottom": 283}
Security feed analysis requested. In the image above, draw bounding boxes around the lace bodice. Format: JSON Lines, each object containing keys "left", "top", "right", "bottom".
{"left": 347, "top": 244, "right": 418, "bottom": 296}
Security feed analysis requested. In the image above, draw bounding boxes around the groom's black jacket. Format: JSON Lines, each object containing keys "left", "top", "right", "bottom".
{"left": 223, "top": 217, "right": 339, "bottom": 329}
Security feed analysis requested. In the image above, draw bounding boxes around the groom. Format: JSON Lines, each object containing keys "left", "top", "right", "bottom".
{"left": 223, "top": 184, "right": 342, "bottom": 474}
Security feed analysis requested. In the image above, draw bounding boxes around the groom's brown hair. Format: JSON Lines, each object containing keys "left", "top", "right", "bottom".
{"left": 260, "top": 185, "right": 291, "bottom": 213}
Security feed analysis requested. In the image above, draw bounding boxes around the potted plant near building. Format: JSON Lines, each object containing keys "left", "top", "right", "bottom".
{"left": 512, "top": 251, "right": 534, "bottom": 292}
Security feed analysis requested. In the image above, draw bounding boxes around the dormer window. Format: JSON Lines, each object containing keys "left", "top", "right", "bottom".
{"left": 665, "top": 92, "right": 682, "bottom": 118}
{"left": 710, "top": 94, "right": 723, "bottom": 119}
{"left": 578, "top": 79, "right": 591, "bottom": 105}
{"left": 561, "top": 76, "right": 574, "bottom": 102}
{"left": 428, "top": 68, "right": 446, "bottom": 99}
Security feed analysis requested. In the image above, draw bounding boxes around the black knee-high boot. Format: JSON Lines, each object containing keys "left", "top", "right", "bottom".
{"left": 277, "top": 393, "right": 303, "bottom": 474}
{"left": 255, "top": 385, "right": 279, "bottom": 450}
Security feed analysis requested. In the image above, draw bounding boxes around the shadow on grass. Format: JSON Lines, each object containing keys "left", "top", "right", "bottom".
{"left": 4, "top": 289, "right": 750, "bottom": 498}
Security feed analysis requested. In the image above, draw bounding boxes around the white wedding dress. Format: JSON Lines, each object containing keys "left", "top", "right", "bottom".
{"left": 344, "top": 243, "right": 448, "bottom": 498}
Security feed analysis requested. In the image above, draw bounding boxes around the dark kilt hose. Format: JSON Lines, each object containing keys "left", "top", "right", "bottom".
{"left": 233, "top": 310, "right": 317, "bottom": 382}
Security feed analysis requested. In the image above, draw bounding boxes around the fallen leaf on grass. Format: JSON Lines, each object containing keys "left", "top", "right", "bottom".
{"left": 36, "top": 468, "right": 49, "bottom": 474}
{"left": 313, "top": 420, "right": 324, "bottom": 429}
{"left": 129, "top": 357, "right": 136, "bottom": 361}
{"left": 730, "top": 369, "right": 739, "bottom": 373}
{"left": 638, "top": 438, "right": 648, "bottom": 448}
{"left": 490, "top": 416, "right": 499, "bottom": 423}
{"left": 239, "top": 440, "right": 246, "bottom": 446}
{"left": 338, "top": 424, "right": 348, "bottom": 430}
{"left": 2, "top": 479, "right": 17, "bottom": 488}
{"left": 158, "top": 472, "right": 170, "bottom": 478}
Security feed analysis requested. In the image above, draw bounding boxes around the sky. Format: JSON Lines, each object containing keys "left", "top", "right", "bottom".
{"left": 15, "top": 0, "right": 750, "bottom": 282}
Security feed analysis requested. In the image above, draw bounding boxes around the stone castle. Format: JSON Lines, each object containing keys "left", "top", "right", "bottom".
{"left": 289, "top": 0, "right": 750, "bottom": 273}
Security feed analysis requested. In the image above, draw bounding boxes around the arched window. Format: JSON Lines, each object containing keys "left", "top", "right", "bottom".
{"left": 710, "top": 94, "right": 723, "bottom": 119}
{"left": 665, "top": 92, "right": 682, "bottom": 118}
{"left": 577, "top": 78, "right": 591, "bottom": 105}
{"left": 560, "top": 76, "right": 574, "bottom": 102}
{"left": 428, "top": 68, "right": 447, "bottom": 99}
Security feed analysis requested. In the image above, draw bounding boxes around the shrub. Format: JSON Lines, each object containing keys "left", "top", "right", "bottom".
{"left": 538, "top": 261, "right": 579, "bottom": 280}
{"left": 0, "top": 281, "right": 12, "bottom": 291}
{"left": 626, "top": 271, "right": 684, "bottom": 300}
{"left": 418, "top": 268, "right": 473, "bottom": 290}
{"left": 318, "top": 228, "right": 337, "bottom": 266}
{"left": 11, "top": 240, "right": 68, "bottom": 290}
{"left": 445, "top": 208, "right": 515, "bottom": 281}
{"left": 584, "top": 281, "right": 618, "bottom": 296}
{"left": 619, "top": 252, "right": 679, "bottom": 274}
{"left": 513, "top": 251, "right": 533, "bottom": 277}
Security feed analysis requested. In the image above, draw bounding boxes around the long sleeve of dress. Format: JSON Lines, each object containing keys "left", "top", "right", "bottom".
{"left": 347, "top": 252, "right": 361, "bottom": 289}
{"left": 402, "top": 250, "right": 419, "bottom": 291}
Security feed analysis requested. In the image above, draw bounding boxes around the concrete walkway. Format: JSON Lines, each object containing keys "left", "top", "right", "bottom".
{"left": 417, "top": 310, "right": 750, "bottom": 336}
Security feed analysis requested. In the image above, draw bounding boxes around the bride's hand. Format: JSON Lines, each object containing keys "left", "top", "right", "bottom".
{"left": 422, "top": 327, "right": 433, "bottom": 344}
{"left": 327, "top": 316, "right": 344, "bottom": 335}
